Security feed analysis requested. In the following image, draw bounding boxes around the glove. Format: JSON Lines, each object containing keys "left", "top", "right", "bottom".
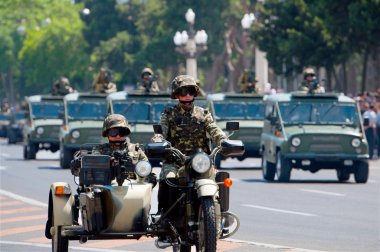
{"left": 151, "top": 134, "right": 164, "bottom": 143}
{"left": 147, "top": 173, "right": 157, "bottom": 188}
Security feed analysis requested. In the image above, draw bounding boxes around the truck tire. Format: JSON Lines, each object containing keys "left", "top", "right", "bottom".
{"left": 275, "top": 151, "right": 291, "bottom": 182}
{"left": 354, "top": 161, "right": 369, "bottom": 183}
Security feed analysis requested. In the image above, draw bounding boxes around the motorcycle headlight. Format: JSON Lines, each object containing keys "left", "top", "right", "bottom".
{"left": 351, "top": 138, "right": 361, "bottom": 148}
{"left": 291, "top": 137, "right": 301, "bottom": 147}
{"left": 135, "top": 160, "right": 152, "bottom": 178}
{"left": 36, "top": 127, "right": 44, "bottom": 135}
{"left": 71, "top": 130, "right": 80, "bottom": 139}
{"left": 192, "top": 153, "right": 211, "bottom": 173}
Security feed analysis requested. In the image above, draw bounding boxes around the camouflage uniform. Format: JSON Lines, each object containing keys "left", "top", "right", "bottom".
{"left": 93, "top": 141, "right": 148, "bottom": 164}
{"left": 158, "top": 75, "right": 227, "bottom": 179}
{"left": 239, "top": 69, "right": 259, "bottom": 94}
{"left": 93, "top": 68, "right": 117, "bottom": 94}
{"left": 299, "top": 68, "right": 324, "bottom": 94}
{"left": 51, "top": 77, "right": 74, "bottom": 96}
{"left": 136, "top": 68, "right": 160, "bottom": 93}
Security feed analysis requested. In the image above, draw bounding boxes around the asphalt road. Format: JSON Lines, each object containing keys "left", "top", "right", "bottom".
{"left": 1, "top": 139, "right": 379, "bottom": 252}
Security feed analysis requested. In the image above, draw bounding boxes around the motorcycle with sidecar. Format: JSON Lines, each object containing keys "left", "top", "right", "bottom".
{"left": 45, "top": 122, "right": 243, "bottom": 252}
{"left": 146, "top": 121, "right": 244, "bottom": 252}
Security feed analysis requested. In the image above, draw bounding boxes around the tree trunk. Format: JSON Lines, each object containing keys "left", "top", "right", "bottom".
{"left": 361, "top": 46, "right": 370, "bottom": 94}
{"left": 1, "top": 73, "right": 8, "bottom": 101}
{"left": 342, "top": 62, "right": 347, "bottom": 94}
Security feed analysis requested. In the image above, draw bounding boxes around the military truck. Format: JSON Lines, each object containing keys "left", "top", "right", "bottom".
{"left": 23, "top": 95, "right": 64, "bottom": 159}
{"left": 208, "top": 93, "right": 266, "bottom": 168}
{"left": 60, "top": 93, "right": 108, "bottom": 168}
{"left": 260, "top": 92, "right": 369, "bottom": 183}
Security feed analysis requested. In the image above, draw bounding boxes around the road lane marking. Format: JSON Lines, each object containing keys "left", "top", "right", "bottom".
{"left": 0, "top": 224, "right": 45, "bottom": 236}
{"left": 241, "top": 204, "right": 317, "bottom": 217}
{"left": 300, "top": 189, "right": 345, "bottom": 196}
{"left": 0, "top": 189, "right": 48, "bottom": 208}
{"left": 0, "top": 200, "right": 22, "bottom": 206}
{"left": 0, "top": 214, "right": 47, "bottom": 224}
{"left": 226, "top": 238, "right": 328, "bottom": 252}
{"left": 0, "top": 206, "right": 43, "bottom": 215}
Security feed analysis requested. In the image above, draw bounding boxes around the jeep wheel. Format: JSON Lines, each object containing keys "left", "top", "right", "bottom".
{"left": 262, "top": 155, "right": 275, "bottom": 181}
{"left": 60, "top": 148, "right": 73, "bottom": 169}
{"left": 275, "top": 151, "right": 291, "bottom": 182}
{"left": 354, "top": 161, "right": 369, "bottom": 183}
{"left": 337, "top": 168, "right": 350, "bottom": 182}
{"left": 26, "top": 142, "right": 37, "bottom": 159}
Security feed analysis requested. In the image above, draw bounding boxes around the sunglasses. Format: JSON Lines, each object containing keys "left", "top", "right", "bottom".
{"left": 108, "top": 128, "right": 127, "bottom": 137}
{"left": 177, "top": 87, "right": 197, "bottom": 97}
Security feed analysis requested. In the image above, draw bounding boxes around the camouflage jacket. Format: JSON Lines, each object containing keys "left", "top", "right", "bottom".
{"left": 160, "top": 103, "right": 227, "bottom": 155}
{"left": 93, "top": 82, "right": 117, "bottom": 94}
{"left": 92, "top": 141, "right": 148, "bottom": 164}
{"left": 51, "top": 83, "right": 73, "bottom": 96}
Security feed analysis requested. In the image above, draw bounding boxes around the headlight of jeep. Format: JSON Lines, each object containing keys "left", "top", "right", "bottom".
{"left": 291, "top": 137, "right": 301, "bottom": 147}
{"left": 192, "top": 153, "right": 211, "bottom": 173}
{"left": 71, "top": 130, "right": 80, "bottom": 139}
{"left": 135, "top": 160, "right": 152, "bottom": 177}
{"left": 36, "top": 127, "right": 44, "bottom": 135}
{"left": 351, "top": 138, "right": 361, "bottom": 148}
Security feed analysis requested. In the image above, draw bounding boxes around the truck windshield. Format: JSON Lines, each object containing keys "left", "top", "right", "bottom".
{"left": 31, "top": 102, "right": 63, "bottom": 119}
{"left": 67, "top": 102, "right": 106, "bottom": 120}
{"left": 279, "top": 103, "right": 359, "bottom": 125}
{"left": 214, "top": 101, "right": 265, "bottom": 120}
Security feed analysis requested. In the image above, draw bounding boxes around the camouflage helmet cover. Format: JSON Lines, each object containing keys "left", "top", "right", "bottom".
{"left": 59, "top": 77, "right": 70, "bottom": 85}
{"left": 141, "top": 68, "right": 154, "bottom": 77}
{"left": 170, "top": 75, "right": 200, "bottom": 99}
{"left": 102, "top": 114, "right": 131, "bottom": 137}
{"left": 303, "top": 67, "right": 316, "bottom": 79}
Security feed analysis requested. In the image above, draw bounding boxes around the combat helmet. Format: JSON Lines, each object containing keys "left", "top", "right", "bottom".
{"left": 102, "top": 114, "right": 131, "bottom": 137}
{"left": 141, "top": 68, "right": 154, "bottom": 78}
{"left": 303, "top": 67, "right": 315, "bottom": 79}
{"left": 170, "top": 75, "right": 200, "bottom": 99}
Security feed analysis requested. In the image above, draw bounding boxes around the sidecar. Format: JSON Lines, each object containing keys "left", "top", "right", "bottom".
{"left": 46, "top": 155, "right": 153, "bottom": 252}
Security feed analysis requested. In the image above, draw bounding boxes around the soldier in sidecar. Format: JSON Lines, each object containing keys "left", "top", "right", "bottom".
{"left": 45, "top": 114, "right": 156, "bottom": 252}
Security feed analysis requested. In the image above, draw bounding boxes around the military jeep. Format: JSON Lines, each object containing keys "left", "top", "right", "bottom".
{"left": 7, "top": 110, "right": 27, "bottom": 144}
{"left": 59, "top": 93, "right": 108, "bottom": 168}
{"left": 260, "top": 92, "right": 369, "bottom": 183}
{"left": 23, "top": 95, "right": 64, "bottom": 159}
{"left": 208, "top": 93, "right": 266, "bottom": 168}
{"left": 0, "top": 112, "right": 11, "bottom": 138}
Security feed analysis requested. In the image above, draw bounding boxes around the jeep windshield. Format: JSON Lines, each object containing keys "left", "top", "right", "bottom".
{"left": 31, "top": 102, "right": 63, "bottom": 119}
{"left": 214, "top": 101, "right": 265, "bottom": 120}
{"left": 279, "top": 103, "right": 359, "bottom": 125}
{"left": 67, "top": 102, "right": 106, "bottom": 120}
{"left": 113, "top": 101, "right": 175, "bottom": 123}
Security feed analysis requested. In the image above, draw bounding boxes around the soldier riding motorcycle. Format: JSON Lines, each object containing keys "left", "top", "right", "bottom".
{"left": 146, "top": 123, "right": 243, "bottom": 252}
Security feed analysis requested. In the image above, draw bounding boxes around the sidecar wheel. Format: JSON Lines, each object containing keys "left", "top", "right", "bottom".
{"left": 52, "top": 225, "right": 69, "bottom": 252}
{"left": 196, "top": 196, "right": 216, "bottom": 252}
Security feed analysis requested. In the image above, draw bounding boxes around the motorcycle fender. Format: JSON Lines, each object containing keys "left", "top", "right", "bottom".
{"left": 195, "top": 179, "right": 219, "bottom": 198}
{"left": 50, "top": 182, "right": 74, "bottom": 226}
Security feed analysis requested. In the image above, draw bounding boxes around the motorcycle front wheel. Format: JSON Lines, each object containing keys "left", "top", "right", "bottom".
{"left": 196, "top": 196, "right": 217, "bottom": 252}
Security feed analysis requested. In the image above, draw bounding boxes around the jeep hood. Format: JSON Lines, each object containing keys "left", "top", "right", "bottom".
{"left": 284, "top": 125, "right": 362, "bottom": 137}
{"left": 68, "top": 120, "right": 103, "bottom": 129}
{"left": 33, "top": 119, "right": 63, "bottom": 126}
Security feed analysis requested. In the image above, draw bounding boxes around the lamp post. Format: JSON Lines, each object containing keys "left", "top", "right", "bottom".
{"left": 241, "top": 12, "right": 268, "bottom": 94}
{"left": 173, "top": 8, "right": 207, "bottom": 80}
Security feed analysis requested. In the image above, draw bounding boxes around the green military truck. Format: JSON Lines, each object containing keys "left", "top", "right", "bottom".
{"left": 260, "top": 92, "right": 369, "bottom": 183}
{"left": 23, "top": 95, "right": 64, "bottom": 159}
{"left": 7, "top": 110, "right": 27, "bottom": 144}
{"left": 60, "top": 93, "right": 108, "bottom": 168}
{"left": 208, "top": 93, "right": 266, "bottom": 168}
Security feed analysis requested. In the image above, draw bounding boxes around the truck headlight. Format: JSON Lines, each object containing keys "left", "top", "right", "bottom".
{"left": 291, "top": 137, "right": 301, "bottom": 147}
{"left": 71, "top": 130, "right": 80, "bottom": 139}
{"left": 351, "top": 138, "right": 361, "bottom": 148}
{"left": 135, "top": 160, "right": 152, "bottom": 177}
{"left": 192, "top": 153, "right": 211, "bottom": 173}
{"left": 36, "top": 127, "right": 44, "bottom": 135}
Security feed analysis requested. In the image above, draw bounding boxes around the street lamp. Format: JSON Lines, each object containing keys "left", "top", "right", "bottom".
{"left": 241, "top": 13, "right": 255, "bottom": 69}
{"left": 241, "top": 12, "right": 269, "bottom": 94}
{"left": 173, "top": 8, "right": 207, "bottom": 80}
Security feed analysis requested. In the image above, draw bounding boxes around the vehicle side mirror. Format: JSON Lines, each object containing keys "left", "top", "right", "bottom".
{"left": 153, "top": 124, "right": 163, "bottom": 134}
{"left": 220, "top": 140, "right": 245, "bottom": 157}
{"left": 363, "top": 117, "right": 369, "bottom": 127}
{"left": 226, "top": 121, "right": 239, "bottom": 131}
